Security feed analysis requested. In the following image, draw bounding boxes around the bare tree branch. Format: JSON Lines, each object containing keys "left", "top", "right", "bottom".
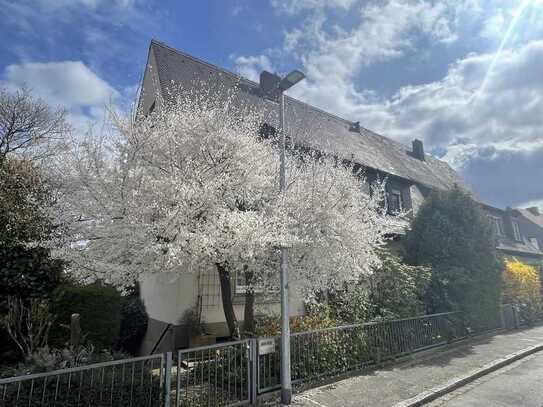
{"left": 0, "top": 87, "right": 69, "bottom": 163}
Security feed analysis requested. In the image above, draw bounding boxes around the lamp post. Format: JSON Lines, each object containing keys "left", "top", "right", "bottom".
{"left": 260, "top": 69, "right": 305, "bottom": 405}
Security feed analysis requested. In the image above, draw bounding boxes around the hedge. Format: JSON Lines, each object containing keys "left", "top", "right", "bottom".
{"left": 0, "top": 245, "right": 64, "bottom": 300}
{"left": 0, "top": 245, "right": 65, "bottom": 362}
{"left": 117, "top": 284, "right": 148, "bottom": 355}
{"left": 52, "top": 284, "right": 121, "bottom": 349}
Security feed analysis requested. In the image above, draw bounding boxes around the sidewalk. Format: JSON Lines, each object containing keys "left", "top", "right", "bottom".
{"left": 290, "top": 325, "right": 543, "bottom": 407}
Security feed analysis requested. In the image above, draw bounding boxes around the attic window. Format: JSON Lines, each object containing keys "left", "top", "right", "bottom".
{"left": 512, "top": 219, "right": 522, "bottom": 241}
{"left": 387, "top": 189, "right": 403, "bottom": 214}
{"left": 529, "top": 237, "right": 540, "bottom": 250}
{"left": 489, "top": 215, "right": 505, "bottom": 237}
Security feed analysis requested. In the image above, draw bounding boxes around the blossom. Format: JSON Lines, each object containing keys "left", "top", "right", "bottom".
{"left": 58, "top": 84, "right": 402, "bottom": 293}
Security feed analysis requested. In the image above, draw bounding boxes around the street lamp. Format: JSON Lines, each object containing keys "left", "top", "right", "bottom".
{"left": 260, "top": 69, "right": 305, "bottom": 405}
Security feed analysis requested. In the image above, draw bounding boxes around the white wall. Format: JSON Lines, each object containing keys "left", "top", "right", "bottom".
{"left": 140, "top": 268, "right": 307, "bottom": 335}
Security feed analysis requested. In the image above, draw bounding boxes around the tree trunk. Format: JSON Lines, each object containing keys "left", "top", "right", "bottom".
{"left": 217, "top": 263, "right": 240, "bottom": 339}
{"left": 243, "top": 267, "right": 255, "bottom": 337}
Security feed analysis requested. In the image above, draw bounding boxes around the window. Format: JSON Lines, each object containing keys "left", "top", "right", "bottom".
{"left": 387, "top": 189, "right": 403, "bottom": 214}
{"left": 512, "top": 219, "right": 522, "bottom": 241}
{"left": 529, "top": 237, "right": 540, "bottom": 250}
{"left": 489, "top": 216, "right": 505, "bottom": 237}
{"left": 235, "top": 271, "right": 264, "bottom": 295}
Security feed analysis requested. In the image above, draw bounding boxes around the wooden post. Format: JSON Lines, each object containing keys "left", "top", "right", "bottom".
{"left": 70, "top": 313, "right": 81, "bottom": 349}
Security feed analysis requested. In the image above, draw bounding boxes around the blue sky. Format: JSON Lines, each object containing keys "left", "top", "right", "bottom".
{"left": 1, "top": 0, "right": 543, "bottom": 209}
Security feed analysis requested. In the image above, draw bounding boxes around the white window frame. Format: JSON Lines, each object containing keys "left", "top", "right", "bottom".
{"left": 489, "top": 215, "right": 505, "bottom": 237}
{"left": 512, "top": 219, "right": 522, "bottom": 241}
{"left": 529, "top": 237, "right": 540, "bottom": 250}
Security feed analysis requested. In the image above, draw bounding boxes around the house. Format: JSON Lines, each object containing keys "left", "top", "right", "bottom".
{"left": 484, "top": 205, "right": 543, "bottom": 269}
{"left": 516, "top": 206, "right": 543, "bottom": 256}
{"left": 135, "top": 40, "right": 505, "bottom": 353}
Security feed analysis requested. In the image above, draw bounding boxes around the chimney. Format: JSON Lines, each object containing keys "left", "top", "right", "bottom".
{"left": 350, "top": 121, "right": 361, "bottom": 133}
{"left": 527, "top": 206, "right": 541, "bottom": 216}
{"left": 259, "top": 71, "right": 281, "bottom": 100}
{"left": 412, "top": 139, "right": 425, "bottom": 161}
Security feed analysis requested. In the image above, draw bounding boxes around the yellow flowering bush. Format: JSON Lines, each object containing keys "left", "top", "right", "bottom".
{"left": 503, "top": 259, "right": 542, "bottom": 324}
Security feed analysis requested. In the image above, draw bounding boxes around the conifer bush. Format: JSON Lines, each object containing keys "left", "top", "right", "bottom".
{"left": 404, "top": 186, "right": 503, "bottom": 331}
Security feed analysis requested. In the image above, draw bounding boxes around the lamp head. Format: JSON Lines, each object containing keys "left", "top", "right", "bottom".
{"left": 279, "top": 70, "right": 305, "bottom": 91}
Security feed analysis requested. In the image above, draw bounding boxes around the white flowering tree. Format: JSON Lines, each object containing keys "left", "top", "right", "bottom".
{"left": 58, "top": 87, "right": 403, "bottom": 338}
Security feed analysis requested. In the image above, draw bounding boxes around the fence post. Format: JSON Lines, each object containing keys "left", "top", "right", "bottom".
{"left": 513, "top": 305, "right": 520, "bottom": 329}
{"left": 163, "top": 352, "right": 172, "bottom": 407}
{"left": 249, "top": 338, "right": 258, "bottom": 405}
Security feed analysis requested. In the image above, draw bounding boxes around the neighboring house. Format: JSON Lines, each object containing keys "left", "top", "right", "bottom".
{"left": 135, "top": 40, "right": 488, "bottom": 352}
{"left": 515, "top": 206, "right": 543, "bottom": 270}
{"left": 484, "top": 205, "right": 543, "bottom": 269}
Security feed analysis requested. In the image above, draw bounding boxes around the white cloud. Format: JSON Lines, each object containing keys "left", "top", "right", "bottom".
{"left": 351, "top": 40, "right": 543, "bottom": 207}
{"left": 2, "top": 61, "right": 120, "bottom": 133}
{"left": 233, "top": 55, "right": 275, "bottom": 82}
{"left": 237, "top": 0, "right": 543, "bottom": 207}
{"left": 520, "top": 199, "right": 543, "bottom": 211}
{"left": 36, "top": 0, "right": 134, "bottom": 10}
{"left": 481, "top": 8, "right": 507, "bottom": 40}
{"left": 271, "top": 0, "right": 356, "bottom": 15}
{"left": 283, "top": 0, "right": 460, "bottom": 116}
{"left": 3, "top": 61, "right": 118, "bottom": 108}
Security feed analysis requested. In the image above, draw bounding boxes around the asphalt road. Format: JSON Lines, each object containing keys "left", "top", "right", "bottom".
{"left": 427, "top": 352, "right": 543, "bottom": 407}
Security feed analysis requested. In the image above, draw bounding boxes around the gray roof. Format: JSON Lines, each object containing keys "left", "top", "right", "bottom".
{"left": 517, "top": 208, "right": 543, "bottom": 229}
{"left": 496, "top": 239, "right": 543, "bottom": 257}
{"left": 146, "top": 40, "right": 472, "bottom": 193}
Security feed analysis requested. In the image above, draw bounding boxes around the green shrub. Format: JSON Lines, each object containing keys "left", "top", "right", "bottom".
{"left": 0, "top": 246, "right": 64, "bottom": 301}
{"left": 117, "top": 284, "right": 148, "bottom": 355}
{"left": 53, "top": 284, "right": 121, "bottom": 349}
{"left": 368, "top": 251, "right": 431, "bottom": 320}
{"left": 0, "top": 246, "right": 64, "bottom": 362}
{"left": 314, "top": 251, "right": 431, "bottom": 324}
{"left": 404, "top": 185, "right": 503, "bottom": 330}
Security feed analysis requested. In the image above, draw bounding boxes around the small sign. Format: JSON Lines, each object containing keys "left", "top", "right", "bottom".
{"left": 258, "top": 338, "right": 275, "bottom": 355}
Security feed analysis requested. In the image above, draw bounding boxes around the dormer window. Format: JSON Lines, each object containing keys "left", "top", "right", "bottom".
{"left": 512, "top": 219, "right": 522, "bottom": 241}
{"left": 529, "top": 237, "right": 540, "bottom": 250}
{"left": 387, "top": 189, "right": 403, "bottom": 214}
{"left": 489, "top": 216, "right": 505, "bottom": 237}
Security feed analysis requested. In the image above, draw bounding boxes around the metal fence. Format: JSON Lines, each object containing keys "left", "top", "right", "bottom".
{"left": 0, "top": 354, "right": 165, "bottom": 407}
{"left": 174, "top": 340, "right": 252, "bottom": 407}
{"left": 0, "top": 309, "right": 518, "bottom": 406}
{"left": 258, "top": 312, "right": 466, "bottom": 393}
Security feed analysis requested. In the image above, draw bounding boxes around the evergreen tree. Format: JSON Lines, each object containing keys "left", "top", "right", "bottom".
{"left": 404, "top": 185, "right": 503, "bottom": 330}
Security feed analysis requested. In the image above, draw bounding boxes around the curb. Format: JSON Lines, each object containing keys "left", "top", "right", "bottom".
{"left": 393, "top": 342, "right": 543, "bottom": 407}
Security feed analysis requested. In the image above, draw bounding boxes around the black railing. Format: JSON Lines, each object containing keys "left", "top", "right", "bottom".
{"left": 1, "top": 308, "right": 520, "bottom": 406}
{"left": 258, "top": 312, "right": 466, "bottom": 392}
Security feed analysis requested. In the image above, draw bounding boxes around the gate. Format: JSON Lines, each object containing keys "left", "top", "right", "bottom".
{"left": 174, "top": 339, "right": 253, "bottom": 406}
